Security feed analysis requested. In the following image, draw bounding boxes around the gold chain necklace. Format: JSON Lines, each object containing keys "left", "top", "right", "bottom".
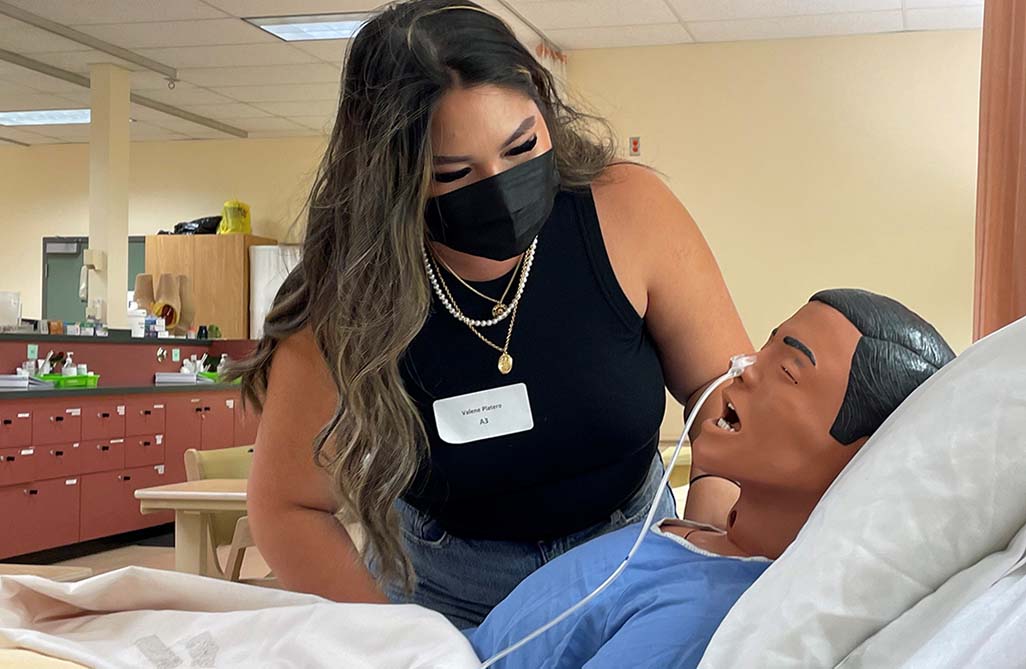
{"left": 430, "top": 254, "right": 520, "bottom": 375}
{"left": 434, "top": 253, "right": 523, "bottom": 318}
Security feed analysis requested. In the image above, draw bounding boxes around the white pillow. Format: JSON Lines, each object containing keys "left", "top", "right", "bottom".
{"left": 699, "top": 315, "right": 1026, "bottom": 668}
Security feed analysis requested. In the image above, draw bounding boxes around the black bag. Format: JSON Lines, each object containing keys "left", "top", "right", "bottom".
{"left": 167, "top": 215, "right": 222, "bottom": 235}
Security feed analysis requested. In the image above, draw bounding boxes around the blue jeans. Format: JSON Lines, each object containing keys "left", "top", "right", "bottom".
{"left": 369, "top": 454, "right": 676, "bottom": 629}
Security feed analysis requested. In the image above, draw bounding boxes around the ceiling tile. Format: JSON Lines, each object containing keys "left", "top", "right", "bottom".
{"left": 213, "top": 82, "right": 340, "bottom": 103}
{"left": 71, "top": 18, "right": 273, "bottom": 48}
{"left": 2, "top": 0, "right": 227, "bottom": 25}
{"left": 248, "top": 128, "right": 321, "bottom": 138}
{"left": 133, "top": 83, "right": 235, "bottom": 106}
{"left": 129, "top": 120, "right": 188, "bottom": 140}
{"left": 218, "top": 116, "right": 305, "bottom": 132}
{"left": 291, "top": 40, "right": 350, "bottom": 64}
{"left": 26, "top": 51, "right": 142, "bottom": 75}
{"left": 136, "top": 43, "right": 320, "bottom": 69}
{"left": 291, "top": 115, "right": 334, "bottom": 132}
{"left": 251, "top": 99, "right": 338, "bottom": 116}
{"left": 512, "top": 0, "right": 677, "bottom": 30}
{"left": 179, "top": 102, "right": 272, "bottom": 118}
{"left": 0, "top": 127, "right": 55, "bottom": 144}
{"left": 0, "top": 91, "right": 84, "bottom": 111}
{"left": 176, "top": 63, "right": 341, "bottom": 87}
{"left": 0, "top": 21, "right": 91, "bottom": 54}
{"left": 687, "top": 10, "right": 903, "bottom": 42}
{"left": 550, "top": 23, "right": 693, "bottom": 50}
{"left": 904, "top": 6, "right": 984, "bottom": 31}
{"left": 668, "top": 1, "right": 900, "bottom": 22}
{"left": 904, "top": 0, "right": 982, "bottom": 7}
{"left": 200, "top": 0, "right": 379, "bottom": 17}
{"left": 25, "top": 123, "right": 91, "bottom": 140}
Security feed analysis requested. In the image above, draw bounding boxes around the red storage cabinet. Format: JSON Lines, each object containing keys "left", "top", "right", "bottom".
{"left": 21, "top": 477, "right": 81, "bottom": 554}
{"left": 0, "top": 447, "right": 37, "bottom": 487}
{"left": 32, "top": 403, "right": 82, "bottom": 446}
{"left": 234, "top": 399, "right": 260, "bottom": 446}
{"left": 125, "top": 434, "right": 164, "bottom": 468}
{"left": 125, "top": 398, "right": 166, "bottom": 437}
{"left": 0, "top": 405, "right": 32, "bottom": 448}
{"left": 201, "top": 395, "right": 235, "bottom": 450}
{"left": 79, "top": 439, "right": 126, "bottom": 475}
{"left": 34, "top": 442, "right": 84, "bottom": 480}
{"left": 81, "top": 400, "right": 126, "bottom": 440}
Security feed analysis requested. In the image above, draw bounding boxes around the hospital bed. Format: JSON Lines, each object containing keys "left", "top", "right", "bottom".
{"left": 2, "top": 315, "right": 1024, "bottom": 668}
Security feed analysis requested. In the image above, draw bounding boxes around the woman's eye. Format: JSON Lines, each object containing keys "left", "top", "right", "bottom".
{"left": 782, "top": 365, "right": 798, "bottom": 385}
{"left": 434, "top": 167, "right": 471, "bottom": 184}
{"left": 506, "top": 135, "right": 538, "bottom": 157}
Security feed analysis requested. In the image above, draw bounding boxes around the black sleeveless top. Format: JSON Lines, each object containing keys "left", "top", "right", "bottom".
{"left": 401, "top": 188, "right": 666, "bottom": 541}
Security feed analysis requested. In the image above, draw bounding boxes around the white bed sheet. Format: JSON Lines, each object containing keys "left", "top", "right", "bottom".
{"left": 0, "top": 567, "right": 481, "bottom": 669}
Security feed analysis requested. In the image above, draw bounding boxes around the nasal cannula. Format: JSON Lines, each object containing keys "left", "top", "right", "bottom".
{"left": 478, "top": 353, "right": 757, "bottom": 669}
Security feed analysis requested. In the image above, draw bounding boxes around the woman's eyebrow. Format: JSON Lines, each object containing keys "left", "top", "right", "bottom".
{"left": 501, "top": 116, "right": 536, "bottom": 148}
{"left": 433, "top": 153, "right": 472, "bottom": 165}
{"left": 783, "top": 336, "right": 817, "bottom": 366}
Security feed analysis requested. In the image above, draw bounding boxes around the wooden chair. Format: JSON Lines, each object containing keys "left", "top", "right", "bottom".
{"left": 183, "top": 445, "right": 259, "bottom": 582}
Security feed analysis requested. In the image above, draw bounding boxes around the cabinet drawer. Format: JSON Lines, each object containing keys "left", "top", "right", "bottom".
{"left": 0, "top": 407, "right": 32, "bottom": 448}
{"left": 125, "top": 434, "right": 165, "bottom": 468}
{"left": 82, "top": 400, "right": 126, "bottom": 440}
{"left": 21, "top": 477, "right": 81, "bottom": 554}
{"left": 32, "top": 405, "right": 82, "bottom": 446}
{"left": 34, "top": 442, "right": 85, "bottom": 480}
{"left": 0, "top": 484, "right": 31, "bottom": 558}
{"left": 125, "top": 399, "right": 166, "bottom": 437}
{"left": 81, "top": 465, "right": 170, "bottom": 540}
{"left": 0, "top": 447, "right": 37, "bottom": 487}
{"left": 79, "top": 439, "right": 126, "bottom": 475}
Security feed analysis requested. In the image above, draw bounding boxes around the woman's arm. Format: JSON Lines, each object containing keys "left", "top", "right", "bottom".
{"left": 594, "top": 164, "right": 749, "bottom": 527}
{"left": 248, "top": 328, "right": 388, "bottom": 603}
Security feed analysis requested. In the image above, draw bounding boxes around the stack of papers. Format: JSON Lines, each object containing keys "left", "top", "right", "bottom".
{"left": 0, "top": 374, "right": 29, "bottom": 390}
{"left": 155, "top": 372, "right": 213, "bottom": 385}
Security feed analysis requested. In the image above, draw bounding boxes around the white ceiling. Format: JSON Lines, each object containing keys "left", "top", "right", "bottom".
{"left": 0, "top": 0, "right": 984, "bottom": 146}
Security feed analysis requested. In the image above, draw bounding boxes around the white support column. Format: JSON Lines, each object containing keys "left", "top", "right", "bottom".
{"left": 88, "top": 63, "right": 130, "bottom": 328}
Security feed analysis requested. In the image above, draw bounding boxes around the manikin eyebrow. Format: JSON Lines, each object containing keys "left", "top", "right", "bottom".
{"left": 432, "top": 117, "right": 536, "bottom": 165}
{"left": 783, "top": 336, "right": 817, "bottom": 366}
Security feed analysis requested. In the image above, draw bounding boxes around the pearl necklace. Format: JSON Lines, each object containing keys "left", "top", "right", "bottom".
{"left": 422, "top": 239, "right": 537, "bottom": 328}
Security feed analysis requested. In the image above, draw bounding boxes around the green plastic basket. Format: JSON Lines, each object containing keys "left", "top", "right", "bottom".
{"left": 38, "top": 373, "right": 100, "bottom": 389}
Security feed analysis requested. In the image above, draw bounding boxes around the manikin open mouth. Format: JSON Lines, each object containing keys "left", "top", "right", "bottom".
{"left": 715, "top": 397, "right": 742, "bottom": 433}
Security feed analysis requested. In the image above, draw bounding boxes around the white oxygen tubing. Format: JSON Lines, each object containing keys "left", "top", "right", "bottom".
{"left": 478, "top": 353, "right": 757, "bottom": 669}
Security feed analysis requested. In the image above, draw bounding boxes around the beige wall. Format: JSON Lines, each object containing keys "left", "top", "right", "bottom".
{"left": 567, "top": 30, "right": 981, "bottom": 438}
{"left": 0, "top": 136, "right": 325, "bottom": 319}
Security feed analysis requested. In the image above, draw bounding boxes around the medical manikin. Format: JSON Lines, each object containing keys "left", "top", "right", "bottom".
{"left": 470, "top": 288, "right": 956, "bottom": 669}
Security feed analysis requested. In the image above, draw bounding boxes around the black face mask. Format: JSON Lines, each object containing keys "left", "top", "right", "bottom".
{"left": 424, "top": 149, "right": 560, "bottom": 261}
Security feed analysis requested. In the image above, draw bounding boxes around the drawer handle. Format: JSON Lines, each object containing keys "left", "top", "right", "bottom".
{"left": 1, "top": 419, "right": 10, "bottom": 426}
{"left": 118, "top": 475, "right": 132, "bottom": 481}
{"left": 51, "top": 416, "right": 64, "bottom": 423}
{"left": 98, "top": 445, "right": 110, "bottom": 452}
{"left": 194, "top": 407, "right": 203, "bottom": 413}
{"left": 141, "top": 441, "right": 152, "bottom": 447}
{"left": 141, "top": 409, "right": 152, "bottom": 416}
{"left": 203, "top": 406, "right": 211, "bottom": 412}
{"left": 98, "top": 412, "right": 110, "bottom": 419}
{"left": 24, "top": 489, "right": 38, "bottom": 496}
{"left": 51, "top": 449, "right": 64, "bottom": 457}
{"left": 2, "top": 455, "right": 14, "bottom": 462}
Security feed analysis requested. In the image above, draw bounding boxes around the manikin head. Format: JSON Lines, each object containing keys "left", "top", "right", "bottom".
{"left": 696, "top": 289, "right": 956, "bottom": 505}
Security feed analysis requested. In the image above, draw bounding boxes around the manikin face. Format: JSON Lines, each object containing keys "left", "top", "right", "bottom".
{"left": 428, "top": 84, "right": 553, "bottom": 199}
{"left": 695, "top": 301, "right": 867, "bottom": 497}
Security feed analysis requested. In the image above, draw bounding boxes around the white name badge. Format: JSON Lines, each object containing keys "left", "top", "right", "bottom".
{"left": 433, "top": 383, "right": 534, "bottom": 445}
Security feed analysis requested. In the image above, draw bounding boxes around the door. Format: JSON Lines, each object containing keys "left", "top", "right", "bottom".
{"left": 201, "top": 395, "right": 235, "bottom": 451}
{"left": 42, "top": 239, "right": 86, "bottom": 323}
{"left": 43, "top": 237, "right": 146, "bottom": 321}
{"left": 164, "top": 395, "right": 203, "bottom": 482}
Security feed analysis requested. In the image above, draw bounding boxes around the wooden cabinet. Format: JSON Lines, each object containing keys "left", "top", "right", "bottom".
{"left": 81, "top": 400, "right": 126, "bottom": 440}
{"left": 0, "top": 387, "right": 254, "bottom": 558}
{"left": 145, "top": 234, "right": 277, "bottom": 339}
{"left": 234, "top": 399, "right": 260, "bottom": 446}
{"left": 0, "top": 405, "right": 32, "bottom": 448}
{"left": 32, "top": 403, "right": 82, "bottom": 446}
{"left": 125, "top": 398, "right": 166, "bottom": 436}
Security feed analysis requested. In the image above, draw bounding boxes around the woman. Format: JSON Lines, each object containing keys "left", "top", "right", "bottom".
{"left": 234, "top": 0, "right": 750, "bottom": 629}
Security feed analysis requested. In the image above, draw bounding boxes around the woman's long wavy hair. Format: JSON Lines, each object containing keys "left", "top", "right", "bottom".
{"left": 229, "top": 0, "right": 617, "bottom": 590}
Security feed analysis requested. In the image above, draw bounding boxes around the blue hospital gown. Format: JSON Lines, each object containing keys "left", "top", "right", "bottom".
{"left": 469, "top": 520, "right": 770, "bottom": 669}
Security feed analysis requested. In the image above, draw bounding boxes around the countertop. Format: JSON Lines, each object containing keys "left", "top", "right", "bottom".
{"left": 0, "top": 383, "right": 240, "bottom": 400}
